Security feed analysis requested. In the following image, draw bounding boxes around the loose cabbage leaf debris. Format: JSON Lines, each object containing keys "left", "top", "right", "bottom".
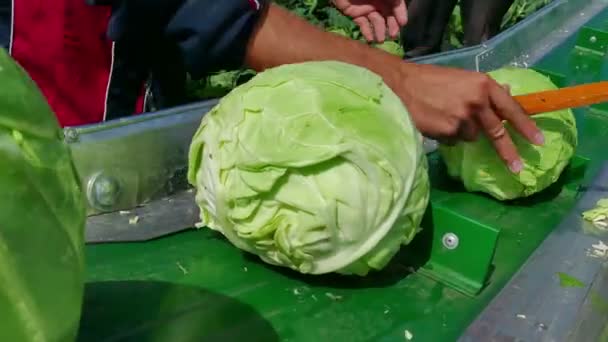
{"left": 373, "top": 41, "right": 405, "bottom": 57}
{"left": 188, "top": 61, "right": 430, "bottom": 276}
{"left": 582, "top": 199, "right": 608, "bottom": 230}
{"left": 0, "top": 49, "right": 86, "bottom": 342}
{"left": 439, "top": 67, "right": 577, "bottom": 201}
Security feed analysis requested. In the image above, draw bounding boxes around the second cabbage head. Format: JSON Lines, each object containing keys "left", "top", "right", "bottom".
{"left": 188, "top": 61, "right": 430, "bottom": 276}
{"left": 439, "top": 67, "right": 578, "bottom": 201}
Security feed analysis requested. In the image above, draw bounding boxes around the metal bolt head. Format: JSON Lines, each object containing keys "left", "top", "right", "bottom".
{"left": 442, "top": 233, "right": 460, "bottom": 250}
{"left": 590, "top": 36, "right": 598, "bottom": 43}
{"left": 64, "top": 128, "right": 79, "bottom": 143}
{"left": 87, "top": 173, "right": 121, "bottom": 210}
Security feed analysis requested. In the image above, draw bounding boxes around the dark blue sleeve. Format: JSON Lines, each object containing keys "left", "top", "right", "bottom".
{"left": 90, "top": 0, "right": 268, "bottom": 79}
{"left": 167, "top": 0, "right": 267, "bottom": 78}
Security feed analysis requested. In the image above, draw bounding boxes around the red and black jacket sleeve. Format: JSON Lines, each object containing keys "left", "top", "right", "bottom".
{"left": 0, "top": 0, "right": 266, "bottom": 127}
{"left": 89, "top": 0, "right": 268, "bottom": 79}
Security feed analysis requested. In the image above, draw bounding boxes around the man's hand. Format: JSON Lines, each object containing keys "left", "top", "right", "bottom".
{"left": 245, "top": 4, "right": 543, "bottom": 173}
{"left": 397, "top": 63, "right": 544, "bottom": 173}
{"left": 332, "top": 0, "right": 408, "bottom": 42}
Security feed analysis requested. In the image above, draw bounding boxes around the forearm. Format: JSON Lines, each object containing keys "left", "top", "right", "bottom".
{"left": 245, "top": 4, "right": 413, "bottom": 91}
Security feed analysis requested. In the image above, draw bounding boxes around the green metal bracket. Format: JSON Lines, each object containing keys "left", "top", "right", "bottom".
{"left": 533, "top": 66, "right": 608, "bottom": 115}
{"left": 405, "top": 154, "right": 590, "bottom": 298}
{"left": 589, "top": 104, "right": 608, "bottom": 117}
{"left": 569, "top": 48, "right": 604, "bottom": 81}
{"left": 563, "top": 155, "right": 591, "bottom": 192}
{"left": 417, "top": 200, "right": 500, "bottom": 297}
{"left": 565, "top": 26, "right": 608, "bottom": 86}
{"left": 532, "top": 67, "right": 566, "bottom": 87}
{"left": 574, "top": 27, "right": 608, "bottom": 55}
{"left": 567, "top": 49, "right": 604, "bottom": 87}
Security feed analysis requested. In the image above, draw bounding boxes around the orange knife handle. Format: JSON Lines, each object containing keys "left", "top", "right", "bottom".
{"left": 514, "top": 81, "right": 608, "bottom": 115}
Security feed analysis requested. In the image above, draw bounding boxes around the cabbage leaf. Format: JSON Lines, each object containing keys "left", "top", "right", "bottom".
{"left": 0, "top": 49, "right": 86, "bottom": 342}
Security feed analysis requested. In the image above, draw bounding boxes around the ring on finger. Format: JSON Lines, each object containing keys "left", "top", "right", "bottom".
{"left": 487, "top": 123, "right": 507, "bottom": 140}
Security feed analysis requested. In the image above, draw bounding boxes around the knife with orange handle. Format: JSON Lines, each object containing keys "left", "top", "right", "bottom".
{"left": 513, "top": 81, "right": 608, "bottom": 115}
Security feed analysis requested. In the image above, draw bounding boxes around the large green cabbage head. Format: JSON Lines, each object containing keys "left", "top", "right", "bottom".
{"left": 0, "top": 49, "right": 86, "bottom": 341}
{"left": 439, "top": 67, "right": 578, "bottom": 200}
{"left": 188, "top": 61, "right": 430, "bottom": 276}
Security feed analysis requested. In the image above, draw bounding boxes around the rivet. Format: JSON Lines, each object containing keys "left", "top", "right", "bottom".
{"left": 87, "top": 172, "right": 121, "bottom": 211}
{"left": 64, "top": 128, "right": 79, "bottom": 143}
{"left": 442, "top": 233, "right": 460, "bottom": 250}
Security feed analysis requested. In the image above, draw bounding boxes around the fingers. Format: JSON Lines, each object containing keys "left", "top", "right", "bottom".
{"left": 368, "top": 12, "right": 387, "bottom": 42}
{"left": 354, "top": 17, "right": 375, "bottom": 41}
{"left": 387, "top": 16, "right": 400, "bottom": 39}
{"left": 477, "top": 105, "right": 523, "bottom": 173}
{"left": 489, "top": 82, "right": 544, "bottom": 145}
{"left": 403, "top": 67, "right": 542, "bottom": 174}
{"left": 338, "top": 3, "right": 376, "bottom": 18}
{"left": 343, "top": 1, "right": 408, "bottom": 42}
{"left": 392, "top": 0, "right": 408, "bottom": 26}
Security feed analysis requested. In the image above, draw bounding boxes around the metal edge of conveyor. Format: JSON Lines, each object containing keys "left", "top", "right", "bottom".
{"left": 72, "top": 102, "right": 216, "bottom": 243}
{"left": 74, "top": 0, "right": 605, "bottom": 243}
{"left": 68, "top": 99, "right": 217, "bottom": 212}
{"left": 84, "top": 190, "right": 199, "bottom": 243}
{"left": 459, "top": 162, "right": 608, "bottom": 342}
{"left": 472, "top": 0, "right": 608, "bottom": 72}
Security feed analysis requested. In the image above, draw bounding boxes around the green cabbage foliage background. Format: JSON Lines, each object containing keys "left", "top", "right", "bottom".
{"left": 189, "top": 61, "right": 430, "bottom": 276}
{"left": 0, "top": 49, "right": 86, "bottom": 341}
{"left": 439, "top": 67, "right": 577, "bottom": 200}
